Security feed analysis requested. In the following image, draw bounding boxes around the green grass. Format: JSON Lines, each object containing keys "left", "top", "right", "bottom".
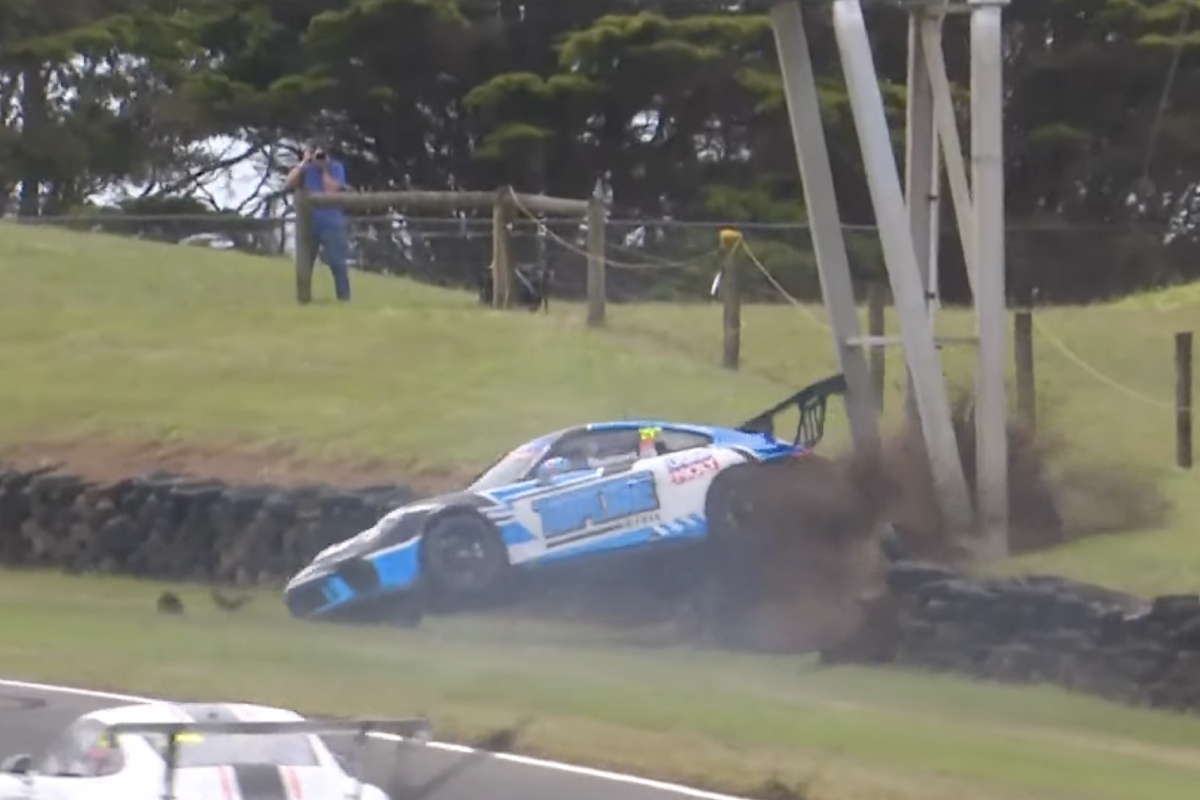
{"left": 0, "top": 223, "right": 786, "bottom": 475}
{"left": 3, "top": 221, "right": 1200, "bottom": 799}
{"left": 2, "top": 221, "right": 1196, "bottom": 586}
{"left": 6, "top": 569, "right": 1200, "bottom": 800}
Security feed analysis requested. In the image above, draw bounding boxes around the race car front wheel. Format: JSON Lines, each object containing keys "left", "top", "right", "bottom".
{"left": 421, "top": 512, "right": 510, "bottom": 607}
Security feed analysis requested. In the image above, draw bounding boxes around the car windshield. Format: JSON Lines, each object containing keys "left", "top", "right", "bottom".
{"left": 140, "top": 731, "right": 320, "bottom": 768}
{"left": 468, "top": 436, "right": 554, "bottom": 491}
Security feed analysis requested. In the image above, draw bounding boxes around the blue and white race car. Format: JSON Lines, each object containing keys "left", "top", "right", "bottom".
{"left": 283, "top": 374, "right": 849, "bottom": 625}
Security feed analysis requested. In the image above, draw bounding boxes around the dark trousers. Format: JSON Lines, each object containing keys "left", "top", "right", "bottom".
{"left": 296, "top": 217, "right": 351, "bottom": 303}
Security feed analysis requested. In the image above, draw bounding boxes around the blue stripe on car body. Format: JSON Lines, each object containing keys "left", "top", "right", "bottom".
{"left": 370, "top": 538, "right": 422, "bottom": 588}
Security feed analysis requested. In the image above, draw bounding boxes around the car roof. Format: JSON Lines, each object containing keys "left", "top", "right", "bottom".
{"left": 583, "top": 419, "right": 791, "bottom": 448}
{"left": 497, "top": 419, "right": 794, "bottom": 463}
{"left": 84, "top": 701, "right": 304, "bottom": 727}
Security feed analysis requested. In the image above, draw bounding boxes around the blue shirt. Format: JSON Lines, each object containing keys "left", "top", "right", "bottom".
{"left": 300, "top": 159, "right": 347, "bottom": 226}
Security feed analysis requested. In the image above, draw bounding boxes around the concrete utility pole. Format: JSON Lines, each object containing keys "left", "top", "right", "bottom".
{"left": 768, "top": 1, "right": 881, "bottom": 455}
{"left": 765, "top": 0, "right": 1012, "bottom": 553}
{"left": 969, "top": 0, "right": 1011, "bottom": 558}
{"left": 903, "top": 8, "right": 941, "bottom": 431}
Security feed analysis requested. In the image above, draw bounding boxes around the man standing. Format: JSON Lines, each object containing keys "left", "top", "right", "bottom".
{"left": 286, "top": 143, "right": 351, "bottom": 303}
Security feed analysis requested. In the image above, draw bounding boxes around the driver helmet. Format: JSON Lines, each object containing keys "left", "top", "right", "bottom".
{"left": 84, "top": 734, "right": 120, "bottom": 776}
{"left": 637, "top": 426, "right": 662, "bottom": 458}
{"left": 539, "top": 456, "right": 573, "bottom": 479}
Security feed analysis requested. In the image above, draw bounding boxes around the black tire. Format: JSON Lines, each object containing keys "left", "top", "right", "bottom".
{"left": 699, "top": 464, "right": 762, "bottom": 641}
{"left": 703, "top": 462, "right": 764, "bottom": 542}
{"left": 420, "top": 512, "right": 510, "bottom": 608}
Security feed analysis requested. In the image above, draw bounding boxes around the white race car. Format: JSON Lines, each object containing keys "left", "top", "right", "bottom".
{"left": 0, "top": 700, "right": 431, "bottom": 800}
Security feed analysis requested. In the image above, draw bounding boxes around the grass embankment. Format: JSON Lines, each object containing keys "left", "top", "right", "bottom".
{"left": 6, "top": 570, "right": 1200, "bottom": 800}
{"left": 1, "top": 221, "right": 1200, "bottom": 799}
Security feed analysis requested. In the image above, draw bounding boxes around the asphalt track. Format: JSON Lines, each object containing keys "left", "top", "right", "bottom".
{"left": 0, "top": 678, "right": 745, "bottom": 800}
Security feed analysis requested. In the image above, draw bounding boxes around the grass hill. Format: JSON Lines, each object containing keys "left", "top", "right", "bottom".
{"left": 1, "top": 220, "right": 1195, "bottom": 592}
{"left": 0, "top": 221, "right": 790, "bottom": 490}
{"left": 3, "top": 220, "right": 1200, "bottom": 800}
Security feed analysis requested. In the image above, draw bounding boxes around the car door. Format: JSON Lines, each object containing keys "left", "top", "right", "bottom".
{"left": 510, "top": 426, "right": 664, "bottom": 561}
{"left": 636, "top": 427, "right": 734, "bottom": 542}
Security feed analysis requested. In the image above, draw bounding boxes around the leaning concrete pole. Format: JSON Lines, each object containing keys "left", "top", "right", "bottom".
{"left": 903, "top": 8, "right": 943, "bottom": 431}
{"left": 830, "top": 0, "right": 975, "bottom": 534}
{"left": 767, "top": 1, "right": 881, "bottom": 454}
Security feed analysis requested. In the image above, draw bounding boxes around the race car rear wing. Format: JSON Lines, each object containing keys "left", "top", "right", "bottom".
{"left": 736, "top": 373, "right": 848, "bottom": 449}
{"left": 106, "top": 717, "right": 431, "bottom": 800}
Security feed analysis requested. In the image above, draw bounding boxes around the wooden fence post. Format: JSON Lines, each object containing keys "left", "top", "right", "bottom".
{"left": 586, "top": 195, "right": 607, "bottom": 327}
{"left": 867, "top": 282, "right": 886, "bottom": 412}
{"left": 1177, "top": 331, "right": 1193, "bottom": 469}
{"left": 1014, "top": 305, "right": 1035, "bottom": 431}
{"left": 719, "top": 230, "right": 742, "bottom": 370}
{"left": 293, "top": 191, "right": 314, "bottom": 304}
{"left": 491, "top": 188, "right": 514, "bottom": 309}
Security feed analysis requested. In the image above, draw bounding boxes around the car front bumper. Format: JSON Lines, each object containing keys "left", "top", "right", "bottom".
{"left": 283, "top": 537, "right": 423, "bottom": 619}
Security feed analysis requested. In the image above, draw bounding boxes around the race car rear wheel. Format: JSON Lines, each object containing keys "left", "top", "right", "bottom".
{"left": 421, "top": 512, "right": 510, "bottom": 608}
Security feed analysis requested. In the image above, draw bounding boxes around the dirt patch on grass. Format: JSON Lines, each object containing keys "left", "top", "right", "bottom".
{"left": 0, "top": 438, "right": 469, "bottom": 495}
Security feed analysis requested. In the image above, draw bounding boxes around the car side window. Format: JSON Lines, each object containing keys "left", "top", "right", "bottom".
{"left": 37, "top": 720, "right": 123, "bottom": 778}
{"left": 543, "top": 429, "right": 641, "bottom": 471}
{"left": 656, "top": 429, "right": 713, "bottom": 455}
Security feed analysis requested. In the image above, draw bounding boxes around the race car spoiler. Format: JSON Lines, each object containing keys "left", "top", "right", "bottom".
{"left": 736, "top": 373, "right": 848, "bottom": 449}
{"left": 105, "top": 717, "right": 432, "bottom": 800}
{"left": 104, "top": 717, "right": 432, "bottom": 740}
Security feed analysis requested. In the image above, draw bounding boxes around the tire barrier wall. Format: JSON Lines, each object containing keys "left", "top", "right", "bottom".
{"left": 0, "top": 465, "right": 415, "bottom": 585}
{"left": 826, "top": 561, "right": 1200, "bottom": 713}
{"left": 7, "top": 463, "right": 1200, "bottom": 716}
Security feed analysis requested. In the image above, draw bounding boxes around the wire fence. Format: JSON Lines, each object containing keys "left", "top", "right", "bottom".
{"left": 15, "top": 212, "right": 1200, "bottom": 306}
{"left": 9, "top": 209, "right": 1195, "bottom": 460}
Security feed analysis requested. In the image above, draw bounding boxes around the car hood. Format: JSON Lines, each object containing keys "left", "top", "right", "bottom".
{"left": 288, "top": 489, "right": 485, "bottom": 585}
{"left": 309, "top": 496, "right": 452, "bottom": 563}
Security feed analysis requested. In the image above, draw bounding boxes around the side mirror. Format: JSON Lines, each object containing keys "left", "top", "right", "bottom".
{"left": 1, "top": 754, "right": 33, "bottom": 775}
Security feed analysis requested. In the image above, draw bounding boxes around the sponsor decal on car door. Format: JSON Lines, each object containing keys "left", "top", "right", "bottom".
{"left": 640, "top": 446, "right": 748, "bottom": 540}
{"left": 528, "top": 470, "right": 662, "bottom": 549}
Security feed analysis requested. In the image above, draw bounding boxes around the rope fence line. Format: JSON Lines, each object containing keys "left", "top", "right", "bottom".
{"left": 510, "top": 197, "right": 836, "bottom": 332}
{"left": 732, "top": 239, "right": 1185, "bottom": 416}
{"left": 734, "top": 238, "right": 832, "bottom": 332}
{"left": 724, "top": 230, "right": 1186, "bottom": 420}
{"left": 29, "top": 201, "right": 1196, "bottom": 454}
{"left": 510, "top": 193, "right": 836, "bottom": 319}
{"left": 1022, "top": 309, "right": 1192, "bottom": 467}
{"left": 1028, "top": 313, "right": 1181, "bottom": 413}
{"left": 294, "top": 188, "right": 1198, "bottom": 430}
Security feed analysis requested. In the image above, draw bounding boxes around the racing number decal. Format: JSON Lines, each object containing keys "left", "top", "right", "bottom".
{"left": 532, "top": 471, "right": 660, "bottom": 545}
